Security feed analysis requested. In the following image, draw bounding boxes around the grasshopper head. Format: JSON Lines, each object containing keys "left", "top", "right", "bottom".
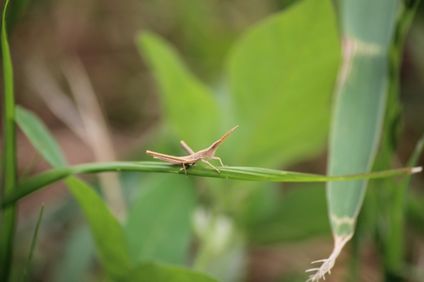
{"left": 205, "top": 125, "right": 238, "bottom": 157}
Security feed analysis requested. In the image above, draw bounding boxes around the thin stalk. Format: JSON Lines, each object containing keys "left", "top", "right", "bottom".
{"left": 21, "top": 205, "right": 44, "bottom": 282}
{"left": 0, "top": 0, "right": 17, "bottom": 281}
{"left": 1, "top": 161, "right": 421, "bottom": 209}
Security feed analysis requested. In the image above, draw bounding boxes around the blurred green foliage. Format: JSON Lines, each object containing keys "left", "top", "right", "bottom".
{"left": 139, "top": 32, "right": 221, "bottom": 146}
{"left": 15, "top": 106, "right": 216, "bottom": 281}
{"left": 1, "top": 0, "right": 423, "bottom": 281}
{"left": 137, "top": 0, "right": 340, "bottom": 279}
{"left": 127, "top": 262, "right": 217, "bottom": 282}
{"left": 248, "top": 185, "right": 330, "bottom": 244}
{"left": 125, "top": 175, "right": 195, "bottom": 264}
{"left": 140, "top": 0, "right": 340, "bottom": 168}
{"left": 17, "top": 107, "right": 133, "bottom": 279}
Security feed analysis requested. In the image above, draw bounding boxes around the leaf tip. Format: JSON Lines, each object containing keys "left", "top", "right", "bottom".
{"left": 411, "top": 166, "right": 423, "bottom": 174}
{"left": 306, "top": 234, "right": 352, "bottom": 282}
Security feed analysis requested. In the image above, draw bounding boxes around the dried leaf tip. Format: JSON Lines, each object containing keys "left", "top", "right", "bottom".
{"left": 411, "top": 166, "right": 423, "bottom": 174}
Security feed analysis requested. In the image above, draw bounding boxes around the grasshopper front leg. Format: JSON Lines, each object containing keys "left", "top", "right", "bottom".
{"left": 179, "top": 163, "right": 188, "bottom": 175}
{"left": 201, "top": 159, "right": 220, "bottom": 173}
{"left": 210, "top": 156, "right": 224, "bottom": 167}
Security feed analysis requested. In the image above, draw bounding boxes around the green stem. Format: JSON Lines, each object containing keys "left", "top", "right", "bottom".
{"left": 1, "top": 161, "right": 420, "bottom": 209}
{"left": 1, "top": 0, "right": 17, "bottom": 281}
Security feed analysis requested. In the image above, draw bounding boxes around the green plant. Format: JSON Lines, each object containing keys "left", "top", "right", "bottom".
{"left": 1, "top": 0, "right": 422, "bottom": 281}
{"left": 308, "top": 1, "right": 422, "bottom": 280}
{"left": 0, "top": 0, "right": 17, "bottom": 280}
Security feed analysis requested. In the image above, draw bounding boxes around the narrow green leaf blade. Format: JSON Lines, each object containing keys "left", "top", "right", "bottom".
{"left": 22, "top": 205, "right": 44, "bottom": 282}
{"left": 16, "top": 106, "right": 67, "bottom": 167}
{"left": 0, "top": 0, "right": 17, "bottom": 279}
{"left": 137, "top": 32, "right": 220, "bottom": 145}
{"left": 2, "top": 161, "right": 420, "bottom": 209}
{"left": 126, "top": 175, "right": 195, "bottom": 264}
{"left": 15, "top": 106, "right": 132, "bottom": 279}
{"left": 66, "top": 177, "right": 132, "bottom": 279}
{"left": 406, "top": 134, "right": 424, "bottom": 169}
{"left": 228, "top": 0, "right": 340, "bottom": 166}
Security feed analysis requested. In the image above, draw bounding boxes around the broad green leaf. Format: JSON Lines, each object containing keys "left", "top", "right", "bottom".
{"left": 326, "top": 0, "right": 399, "bottom": 237}
{"left": 138, "top": 32, "right": 220, "bottom": 146}
{"left": 15, "top": 107, "right": 132, "bottom": 279}
{"left": 126, "top": 175, "right": 195, "bottom": 264}
{"left": 173, "top": 0, "right": 234, "bottom": 76}
{"left": 128, "top": 262, "right": 217, "bottom": 282}
{"left": 327, "top": 55, "right": 390, "bottom": 226}
{"left": 228, "top": 0, "right": 340, "bottom": 166}
{"left": 341, "top": 0, "right": 399, "bottom": 46}
{"left": 309, "top": 0, "right": 402, "bottom": 280}
{"left": 16, "top": 106, "right": 66, "bottom": 167}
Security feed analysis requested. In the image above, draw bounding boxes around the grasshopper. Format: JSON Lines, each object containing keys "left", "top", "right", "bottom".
{"left": 146, "top": 125, "right": 238, "bottom": 173}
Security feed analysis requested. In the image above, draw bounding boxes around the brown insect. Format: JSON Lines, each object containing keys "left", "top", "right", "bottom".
{"left": 146, "top": 125, "right": 239, "bottom": 173}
